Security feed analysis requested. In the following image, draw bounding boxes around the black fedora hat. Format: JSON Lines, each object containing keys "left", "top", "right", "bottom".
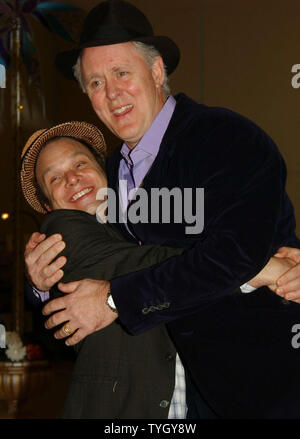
{"left": 55, "top": 0, "right": 180, "bottom": 79}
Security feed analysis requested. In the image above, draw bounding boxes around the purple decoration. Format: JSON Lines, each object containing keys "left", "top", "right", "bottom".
{"left": 0, "top": 0, "right": 81, "bottom": 82}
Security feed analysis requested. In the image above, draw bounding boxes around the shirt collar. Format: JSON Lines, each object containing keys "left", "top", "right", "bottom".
{"left": 120, "top": 95, "right": 176, "bottom": 167}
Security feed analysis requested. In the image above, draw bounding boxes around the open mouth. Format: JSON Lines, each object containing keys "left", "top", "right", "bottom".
{"left": 71, "top": 187, "right": 93, "bottom": 202}
{"left": 112, "top": 104, "right": 133, "bottom": 116}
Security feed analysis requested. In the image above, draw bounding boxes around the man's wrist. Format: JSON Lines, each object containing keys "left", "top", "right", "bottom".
{"left": 247, "top": 258, "right": 275, "bottom": 289}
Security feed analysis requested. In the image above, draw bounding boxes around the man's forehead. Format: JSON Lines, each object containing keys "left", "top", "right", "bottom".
{"left": 81, "top": 42, "right": 142, "bottom": 67}
{"left": 82, "top": 41, "right": 135, "bottom": 56}
{"left": 42, "top": 137, "right": 90, "bottom": 153}
{"left": 37, "top": 140, "right": 93, "bottom": 171}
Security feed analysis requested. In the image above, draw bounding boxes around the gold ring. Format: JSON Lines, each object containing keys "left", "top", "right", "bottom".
{"left": 63, "top": 324, "right": 72, "bottom": 336}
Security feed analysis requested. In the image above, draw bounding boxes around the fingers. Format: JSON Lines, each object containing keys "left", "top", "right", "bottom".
{"left": 40, "top": 252, "right": 66, "bottom": 277}
{"left": 54, "top": 323, "right": 80, "bottom": 343}
{"left": 45, "top": 305, "right": 87, "bottom": 346}
{"left": 43, "top": 279, "right": 115, "bottom": 347}
{"left": 277, "top": 263, "right": 300, "bottom": 286}
{"left": 275, "top": 247, "right": 300, "bottom": 263}
{"left": 289, "top": 251, "right": 300, "bottom": 264}
{"left": 25, "top": 234, "right": 62, "bottom": 263}
{"left": 282, "top": 284, "right": 300, "bottom": 301}
{"left": 25, "top": 234, "right": 67, "bottom": 290}
{"left": 48, "top": 314, "right": 88, "bottom": 346}
{"left": 45, "top": 312, "right": 82, "bottom": 345}
{"left": 275, "top": 262, "right": 300, "bottom": 302}
{"left": 25, "top": 232, "right": 46, "bottom": 254}
{"left": 274, "top": 247, "right": 290, "bottom": 258}
{"left": 58, "top": 280, "right": 81, "bottom": 293}
{"left": 64, "top": 329, "right": 86, "bottom": 346}
{"left": 277, "top": 262, "right": 300, "bottom": 293}
{"left": 34, "top": 238, "right": 66, "bottom": 267}
{"left": 55, "top": 322, "right": 76, "bottom": 339}
{"left": 38, "top": 258, "right": 66, "bottom": 291}
{"left": 277, "top": 279, "right": 300, "bottom": 297}
{"left": 45, "top": 310, "right": 68, "bottom": 329}
{"left": 43, "top": 297, "right": 67, "bottom": 317}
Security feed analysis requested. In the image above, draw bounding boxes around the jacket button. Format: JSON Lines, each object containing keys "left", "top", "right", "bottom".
{"left": 159, "top": 400, "right": 170, "bottom": 408}
{"left": 165, "top": 353, "right": 174, "bottom": 361}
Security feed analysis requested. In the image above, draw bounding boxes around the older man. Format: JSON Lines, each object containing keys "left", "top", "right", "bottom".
{"left": 26, "top": 0, "right": 300, "bottom": 418}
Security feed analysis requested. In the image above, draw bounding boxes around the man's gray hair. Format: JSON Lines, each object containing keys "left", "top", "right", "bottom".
{"left": 73, "top": 41, "right": 171, "bottom": 96}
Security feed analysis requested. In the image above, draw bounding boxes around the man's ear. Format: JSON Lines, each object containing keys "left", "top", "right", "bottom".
{"left": 151, "top": 56, "right": 165, "bottom": 88}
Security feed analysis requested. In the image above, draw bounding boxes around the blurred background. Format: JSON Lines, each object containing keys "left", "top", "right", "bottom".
{"left": 0, "top": 0, "right": 299, "bottom": 418}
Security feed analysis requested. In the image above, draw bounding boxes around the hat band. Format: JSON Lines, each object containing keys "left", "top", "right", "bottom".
{"left": 81, "top": 24, "right": 153, "bottom": 45}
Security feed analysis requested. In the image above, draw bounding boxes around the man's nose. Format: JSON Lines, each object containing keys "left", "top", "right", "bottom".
{"left": 105, "top": 78, "right": 120, "bottom": 100}
{"left": 65, "top": 170, "right": 80, "bottom": 185}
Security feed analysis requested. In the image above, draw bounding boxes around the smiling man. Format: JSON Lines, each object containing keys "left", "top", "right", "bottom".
{"left": 36, "top": 137, "right": 107, "bottom": 214}
{"left": 81, "top": 43, "right": 166, "bottom": 148}
{"left": 24, "top": 0, "right": 300, "bottom": 419}
{"left": 21, "top": 120, "right": 187, "bottom": 418}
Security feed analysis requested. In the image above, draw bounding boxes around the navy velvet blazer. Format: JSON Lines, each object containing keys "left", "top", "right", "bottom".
{"left": 108, "top": 93, "right": 300, "bottom": 418}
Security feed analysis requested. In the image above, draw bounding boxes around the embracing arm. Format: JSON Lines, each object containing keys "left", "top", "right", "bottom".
{"left": 40, "top": 209, "right": 183, "bottom": 284}
{"left": 39, "top": 209, "right": 183, "bottom": 344}
{"left": 110, "top": 119, "right": 300, "bottom": 334}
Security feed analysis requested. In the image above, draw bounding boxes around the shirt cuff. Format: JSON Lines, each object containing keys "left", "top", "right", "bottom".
{"left": 108, "top": 295, "right": 116, "bottom": 309}
{"left": 32, "top": 286, "right": 50, "bottom": 302}
{"left": 240, "top": 282, "right": 257, "bottom": 294}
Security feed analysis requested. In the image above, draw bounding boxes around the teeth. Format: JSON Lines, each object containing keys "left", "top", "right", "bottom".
{"left": 113, "top": 104, "right": 133, "bottom": 115}
{"left": 72, "top": 188, "right": 92, "bottom": 201}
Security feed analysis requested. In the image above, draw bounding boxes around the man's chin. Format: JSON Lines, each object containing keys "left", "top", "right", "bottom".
{"left": 62, "top": 199, "right": 99, "bottom": 215}
{"left": 82, "top": 202, "right": 99, "bottom": 216}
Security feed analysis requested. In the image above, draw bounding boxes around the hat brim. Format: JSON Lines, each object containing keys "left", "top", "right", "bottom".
{"left": 55, "top": 35, "right": 180, "bottom": 80}
{"left": 21, "top": 121, "right": 107, "bottom": 214}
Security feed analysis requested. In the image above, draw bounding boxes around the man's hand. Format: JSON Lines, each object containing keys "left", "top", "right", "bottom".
{"left": 248, "top": 256, "right": 296, "bottom": 291}
{"left": 25, "top": 232, "right": 66, "bottom": 291}
{"left": 274, "top": 247, "right": 300, "bottom": 303}
{"left": 42, "top": 279, "right": 117, "bottom": 345}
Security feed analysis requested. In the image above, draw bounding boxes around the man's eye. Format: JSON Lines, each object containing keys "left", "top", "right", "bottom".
{"left": 50, "top": 176, "right": 60, "bottom": 184}
{"left": 76, "top": 161, "right": 85, "bottom": 168}
{"left": 91, "top": 80, "right": 101, "bottom": 88}
{"left": 118, "top": 71, "right": 128, "bottom": 78}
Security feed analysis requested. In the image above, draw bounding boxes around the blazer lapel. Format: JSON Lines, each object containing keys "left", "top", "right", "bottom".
{"left": 141, "top": 93, "right": 194, "bottom": 190}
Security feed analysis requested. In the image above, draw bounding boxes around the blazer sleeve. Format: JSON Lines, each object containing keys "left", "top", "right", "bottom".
{"left": 40, "top": 210, "right": 183, "bottom": 283}
{"left": 110, "top": 115, "right": 300, "bottom": 334}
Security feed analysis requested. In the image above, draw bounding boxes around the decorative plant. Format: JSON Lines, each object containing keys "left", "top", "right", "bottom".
{"left": 0, "top": 0, "right": 80, "bottom": 84}
{"left": 0, "top": 331, "right": 44, "bottom": 361}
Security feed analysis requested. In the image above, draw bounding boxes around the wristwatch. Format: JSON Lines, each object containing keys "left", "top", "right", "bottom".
{"left": 106, "top": 289, "right": 117, "bottom": 313}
